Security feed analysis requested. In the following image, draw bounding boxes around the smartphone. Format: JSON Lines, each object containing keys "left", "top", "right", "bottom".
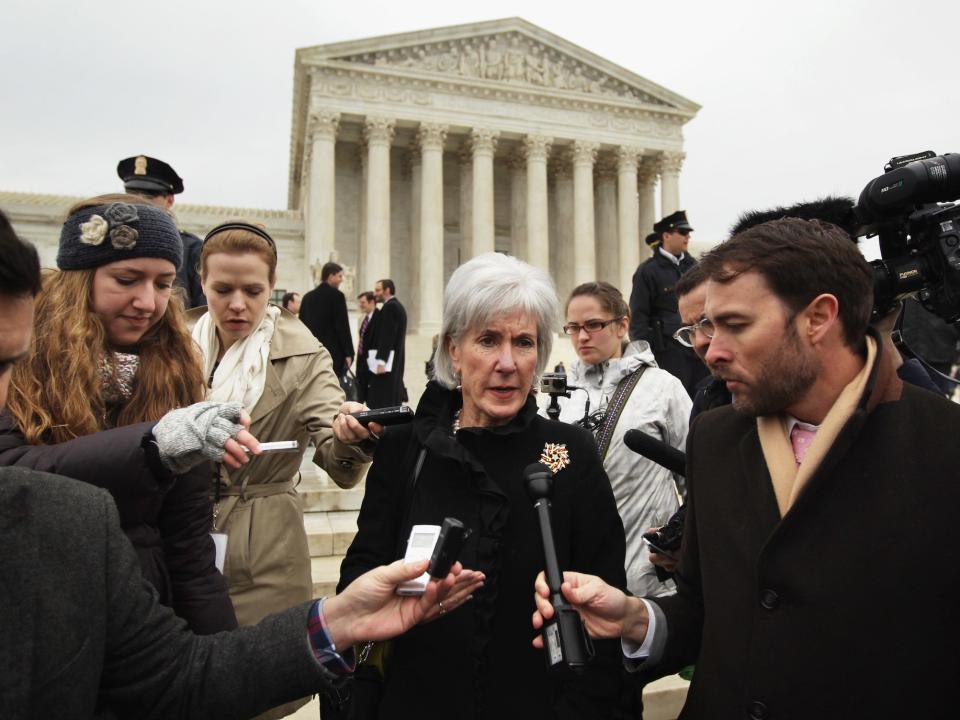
{"left": 397, "top": 525, "right": 441, "bottom": 595}
{"left": 644, "top": 538, "right": 676, "bottom": 558}
{"left": 351, "top": 406, "right": 415, "bottom": 426}
{"left": 255, "top": 440, "right": 300, "bottom": 454}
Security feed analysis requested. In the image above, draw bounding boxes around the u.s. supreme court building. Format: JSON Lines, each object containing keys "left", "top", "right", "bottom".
{"left": 4, "top": 17, "right": 699, "bottom": 404}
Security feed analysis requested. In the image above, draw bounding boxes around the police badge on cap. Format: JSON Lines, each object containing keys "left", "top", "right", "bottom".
{"left": 116, "top": 155, "right": 185, "bottom": 195}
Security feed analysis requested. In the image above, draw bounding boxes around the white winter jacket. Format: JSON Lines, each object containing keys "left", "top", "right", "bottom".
{"left": 539, "top": 341, "right": 691, "bottom": 596}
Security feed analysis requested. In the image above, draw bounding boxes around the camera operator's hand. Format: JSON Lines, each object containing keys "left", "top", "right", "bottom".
{"left": 322, "top": 559, "right": 461, "bottom": 649}
{"left": 531, "top": 570, "right": 651, "bottom": 646}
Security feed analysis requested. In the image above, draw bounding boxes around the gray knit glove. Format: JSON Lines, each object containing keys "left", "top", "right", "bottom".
{"left": 153, "top": 401, "right": 245, "bottom": 475}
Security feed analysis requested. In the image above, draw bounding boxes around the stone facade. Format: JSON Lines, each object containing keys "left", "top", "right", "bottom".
{"left": 1, "top": 17, "right": 698, "bottom": 407}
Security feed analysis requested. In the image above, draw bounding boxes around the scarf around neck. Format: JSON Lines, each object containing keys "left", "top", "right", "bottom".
{"left": 192, "top": 304, "right": 281, "bottom": 414}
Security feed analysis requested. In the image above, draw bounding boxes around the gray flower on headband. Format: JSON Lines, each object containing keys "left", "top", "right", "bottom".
{"left": 103, "top": 202, "right": 139, "bottom": 227}
{"left": 110, "top": 225, "right": 139, "bottom": 249}
{"left": 80, "top": 215, "right": 108, "bottom": 245}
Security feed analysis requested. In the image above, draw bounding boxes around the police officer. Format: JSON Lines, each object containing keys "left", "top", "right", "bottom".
{"left": 628, "top": 210, "right": 708, "bottom": 396}
{"left": 117, "top": 155, "right": 206, "bottom": 308}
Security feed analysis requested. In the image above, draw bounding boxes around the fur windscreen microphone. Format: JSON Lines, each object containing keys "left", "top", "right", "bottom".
{"left": 524, "top": 462, "right": 594, "bottom": 673}
{"left": 623, "top": 429, "right": 687, "bottom": 476}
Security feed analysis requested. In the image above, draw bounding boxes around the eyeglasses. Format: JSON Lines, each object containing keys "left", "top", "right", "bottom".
{"left": 673, "top": 317, "right": 715, "bottom": 347}
{"left": 562, "top": 317, "right": 625, "bottom": 336}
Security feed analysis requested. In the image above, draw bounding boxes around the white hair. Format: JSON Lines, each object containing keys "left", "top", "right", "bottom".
{"left": 433, "top": 252, "right": 560, "bottom": 389}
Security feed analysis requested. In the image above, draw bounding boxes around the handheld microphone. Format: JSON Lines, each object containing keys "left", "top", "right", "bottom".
{"left": 623, "top": 429, "right": 687, "bottom": 476}
{"left": 524, "top": 462, "right": 594, "bottom": 673}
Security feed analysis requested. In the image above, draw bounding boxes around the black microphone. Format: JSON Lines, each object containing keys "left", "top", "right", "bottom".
{"left": 524, "top": 462, "right": 593, "bottom": 673}
{"left": 623, "top": 429, "right": 687, "bottom": 476}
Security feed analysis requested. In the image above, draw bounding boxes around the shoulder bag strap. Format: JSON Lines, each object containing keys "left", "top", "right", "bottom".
{"left": 596, "top": 366, "right": 647, "bottom": 461}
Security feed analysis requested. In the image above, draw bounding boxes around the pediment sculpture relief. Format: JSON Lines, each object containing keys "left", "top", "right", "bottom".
{"left": 333, "top": 33, "right": 668, "bottom": 106}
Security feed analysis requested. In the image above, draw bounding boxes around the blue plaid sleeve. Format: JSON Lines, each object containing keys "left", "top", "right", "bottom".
{"left": 307, "top": 598, "right": 357, "bottom": 675}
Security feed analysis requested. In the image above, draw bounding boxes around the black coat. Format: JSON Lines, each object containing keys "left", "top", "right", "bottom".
{"left": 628, "top": 251, "right": 698, "bottom": 346}
{"left": 339, "top": 383, "right": 627, "bottom": 720}
{"left": 0, "top": 413, "right": 236, "bottom": 635}
{"left": 367, "top": 297, "right": 407, "bottom": 407}
{"left": 651, "top": 341, "right": 960, "bottom": 719}
{"left": 176, "top": 231, "right": 206, "bottom": 309}
{"left": 299, "top": 282, "right": 354, "bottom": 374}
{"left": 0, "top": 468, "right": 336, "bottom": 719}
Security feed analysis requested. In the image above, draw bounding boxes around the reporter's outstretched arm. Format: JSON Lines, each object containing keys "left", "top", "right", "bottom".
{"left": 323, "top": 559, "right": 483, "bottom": 648}
{"left": 531, "top": 570, "right": 651, "bottom": 646}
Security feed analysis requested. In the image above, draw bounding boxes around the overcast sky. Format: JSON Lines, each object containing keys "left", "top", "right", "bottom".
{"left": 3, "top": 0, "right": 957, "bottom": 251}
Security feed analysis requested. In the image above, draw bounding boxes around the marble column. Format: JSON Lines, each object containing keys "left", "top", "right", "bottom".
{"left": 458, "top": 146, "right": 472, "bottom": 265}
{"left": 304, "top": 111, "right": 339, "bottom": 289}
{"left": 551, "top": 149, "right": 574, "bottom": 303}
{"left": 357, "top": 142, "right": 368, "bottom": 274}
{"left": 508, "top": 151, "right": 526, "bottom": 260}
{"left": 617, "top": 146, "right": 642, "bottom": 294}
{"left": 417, "top": 123, "right": 448, "bottom": 335}
{"left": 594, "top": 153, "right": 619, "bottom": 288}
{"left": 572, "top": 140, "right": 599, "bottom": 287}
{"left": 407, "top": 147, "right": 422, "bottom": 331}
{"left": 524, "top": 135, "right": 552, "bottom": 271}
{"left": 637, "top": 157, "right": 659, "bottom": 261}
{"left": 659, "top": 151, "right": 684, "bottom": 217}
{"left": 362, "top": 116, "right": 395, "bottom": 291}
{"left": 470, "top": 128, "right": 499, "bottom": 257}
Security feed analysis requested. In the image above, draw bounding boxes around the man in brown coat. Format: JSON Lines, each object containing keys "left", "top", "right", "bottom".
{"left": 534, "top": 218, "right": 960, "bottom": 719}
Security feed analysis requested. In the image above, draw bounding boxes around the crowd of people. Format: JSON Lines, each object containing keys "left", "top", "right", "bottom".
{"left": 1, "top": 151, "right": 959, "bottom": 720}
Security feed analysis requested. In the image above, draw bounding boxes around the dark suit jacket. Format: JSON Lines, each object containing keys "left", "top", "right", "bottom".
{"left": 299, "top": 283, "right": 354, "bottom": 374}
{"left": 0, "top": 467, "right": 336, "bottom": 720}
{"left": 651, "top": 341, "right": 960, "bottom": 719}
{"left": 369, "top": 297, "right": 407, "bottom": 406}
{"left": 176, "top": 231, "right": 206, "bottom": 309}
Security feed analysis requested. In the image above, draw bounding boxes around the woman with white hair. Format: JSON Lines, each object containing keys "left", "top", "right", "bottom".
{"left": 338, "top": 253, "right": 626, "bottom": 720}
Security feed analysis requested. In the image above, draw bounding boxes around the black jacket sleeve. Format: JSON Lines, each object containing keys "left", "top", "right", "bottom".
{"left": 335, "top": 291, "right": 354, "bottom": 369}
{"left": 629, "top": 265, "right": 653, "bottom": 343}
{"left": 337, "top": 428, "right": 410, "bottom": 592}
{"left": 0, "top": 413, "right": 171, "bottom": 518}
{"left": 158, "top": 463, "right": 238, "bottom": 635}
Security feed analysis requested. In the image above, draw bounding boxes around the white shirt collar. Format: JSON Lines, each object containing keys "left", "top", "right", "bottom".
{"left": 658, "top": 246, "right": 685, "bottom": 265}
{"left": 784, "top": 414, "right": 820, "bottom": 437}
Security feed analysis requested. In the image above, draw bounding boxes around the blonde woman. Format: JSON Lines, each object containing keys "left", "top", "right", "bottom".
{"left": 1, "top": 195, "right": 258, "bottom": 634}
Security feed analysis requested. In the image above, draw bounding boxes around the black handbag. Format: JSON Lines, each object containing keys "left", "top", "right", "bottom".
{"left": 340, "top": 369, "right": 359, "bottom": 402}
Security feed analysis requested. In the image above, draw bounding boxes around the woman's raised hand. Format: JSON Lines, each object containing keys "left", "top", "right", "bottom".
{"left": 333, "top": 401, "right": 386, "bottom": 445}
{"left": 153, "top": 401, "right": 262, "bottom": 473}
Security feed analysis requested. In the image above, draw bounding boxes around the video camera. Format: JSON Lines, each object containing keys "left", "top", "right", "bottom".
{"left": 853, "top": 151, "right": 960, "bottom": 322}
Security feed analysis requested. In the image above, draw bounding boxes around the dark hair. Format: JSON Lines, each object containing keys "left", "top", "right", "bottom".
{"left": 566, "top": 281, "right": 629, "bottom": 318}
{"left": 281, "top": 291, "right": 300, "bottom": 310}
{"left": 127, "top": 188, "right": 171, "bottom": 200}
{"left": 321, "top": 262, "right": 343, "bottom": 281}
{"left": 699, "top": 218, "right": 873, "bottom": 348}
{"left": 377, "top": 278, "right": 396, "bottom": 295}
{"left": 675, "top": 263, "right": 708, "bottom": 298}
{"left": 729, "top": 196, "right": 856, "bottom": 239}
{"left": 0, "top": 210, "right": 42, "bottom": 298}
{"left": 357, "top": 291, "right": 375, "bottom": 303}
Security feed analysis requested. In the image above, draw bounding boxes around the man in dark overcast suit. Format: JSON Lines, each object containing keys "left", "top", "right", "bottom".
{"left": 299, "top": 261, "right": 354, "bottom": 377}
{"left": 366, "top": 278, "right": 407, "bottom": 408}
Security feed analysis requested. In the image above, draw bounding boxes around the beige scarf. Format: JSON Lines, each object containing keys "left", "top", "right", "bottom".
{"left": 757, "top": 336, "right": 876, "bottom": 517}
{"left": 191, "top": 305, "right": 280, "bottom": 414}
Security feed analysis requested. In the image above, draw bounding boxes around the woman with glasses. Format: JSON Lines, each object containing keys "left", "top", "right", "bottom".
{"left": 542, "top": 281, "right": 691, "bottom": 598}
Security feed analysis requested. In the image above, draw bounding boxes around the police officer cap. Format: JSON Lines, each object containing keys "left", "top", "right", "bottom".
{"left": 116, "top": 155, "right": 184, "bottom": 195}
{"left": 653, "top": 210, "right": 693, "bottom": 235}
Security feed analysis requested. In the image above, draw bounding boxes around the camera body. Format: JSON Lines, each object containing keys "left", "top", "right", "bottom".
{"left": 540, "top": 373, "right": 568, "bottom": 395}
{"left": 854, "top": 151, "right": 960, "bottom": 322}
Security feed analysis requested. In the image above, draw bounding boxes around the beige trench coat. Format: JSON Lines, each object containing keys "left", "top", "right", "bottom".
{"left": 189, "top": 307, "right": 369, "bottom": 612}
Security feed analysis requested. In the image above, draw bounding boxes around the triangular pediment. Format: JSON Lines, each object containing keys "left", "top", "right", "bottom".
{"left": 298, "top": 18, "right": 698, "bottom": 113}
